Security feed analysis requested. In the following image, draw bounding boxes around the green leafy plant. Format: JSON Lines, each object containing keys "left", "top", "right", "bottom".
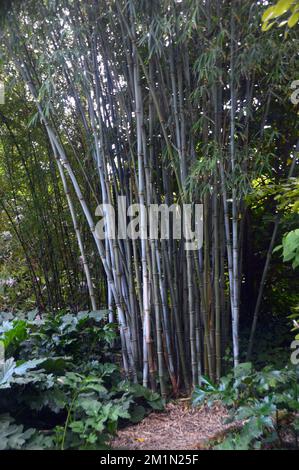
{"left": 0, "top": 357, "right": 46, "bottom": 389}
{"left": 274, "top": 229, "right": 299, "bottom": 269}
{"left": 0, "top": 414, "right": 36, "bottom": 450}
{"left": 262, "top": 0, "right": 299, "bottom": 31}
{"left": 0, "top": 414, "right": 53, "bottom": 450}
{"left": 193, "top": 363, "right": 299, "bottom": 450}
{"left": 0, "top": 310, "right": 164, "bottom": 450}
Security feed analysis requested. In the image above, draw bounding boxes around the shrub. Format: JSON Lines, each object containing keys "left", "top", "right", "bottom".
{"left": 0, "top": 310, "right": 163, "bottom": 449}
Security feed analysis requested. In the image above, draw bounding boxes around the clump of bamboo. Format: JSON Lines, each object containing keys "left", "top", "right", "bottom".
{"left": 2, "top": 0, "right": 298, "bottom": 395}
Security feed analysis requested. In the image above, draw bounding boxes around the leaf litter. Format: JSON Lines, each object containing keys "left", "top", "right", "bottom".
{"left": 111, "top": 401, "right": 238, "bottom": 450}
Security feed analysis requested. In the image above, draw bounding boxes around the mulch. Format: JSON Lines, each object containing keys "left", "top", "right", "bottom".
{"left": 111, "top": 401, "right": 238, "bottom": 450}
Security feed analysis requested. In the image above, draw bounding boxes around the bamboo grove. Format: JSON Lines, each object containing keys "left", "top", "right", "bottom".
{"left": 0, "top": 0, "right": 298, "bottom": 395}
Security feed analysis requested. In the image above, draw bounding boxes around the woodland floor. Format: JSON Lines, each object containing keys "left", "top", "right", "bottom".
{"left": 111, "top": 401, "right": 237, "bottom": 450}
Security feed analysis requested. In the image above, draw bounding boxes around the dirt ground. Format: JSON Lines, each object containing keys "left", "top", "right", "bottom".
{"left": 111, "top": 401, "right": 236, "bottom": 450}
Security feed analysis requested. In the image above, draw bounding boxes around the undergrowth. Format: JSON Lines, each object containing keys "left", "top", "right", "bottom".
{"left": 192, "top": 362, "right": 299, "bottom": 450}
{"left": 0, "top": 310, "right": 163, "bottom": 449}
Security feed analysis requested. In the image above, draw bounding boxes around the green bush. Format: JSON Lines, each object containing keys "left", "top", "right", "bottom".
{"left": 192, "top": 362, "right": 299, "bottom": 450}
{"left": 0, "top": 310, "right": 164, "bottom": 450}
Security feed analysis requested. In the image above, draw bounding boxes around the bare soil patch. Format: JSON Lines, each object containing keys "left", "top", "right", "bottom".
{"left": 111, "top": 401, "right": 236, "bottom": 450}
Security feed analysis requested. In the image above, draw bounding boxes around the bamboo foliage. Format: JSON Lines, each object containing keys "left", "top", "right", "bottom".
{"left": 2, "top": 0, "right": 298, "bottom": 394}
